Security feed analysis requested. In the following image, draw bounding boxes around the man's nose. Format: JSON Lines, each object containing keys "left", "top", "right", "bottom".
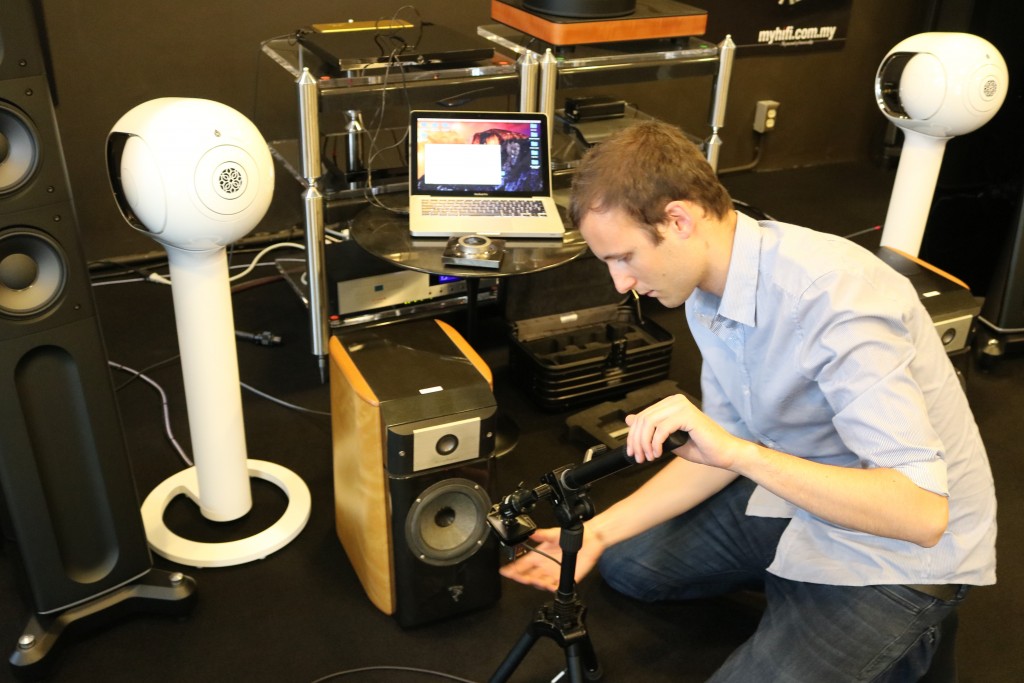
{"left": 608, "top": 266, "right": 635, "bottom": 294}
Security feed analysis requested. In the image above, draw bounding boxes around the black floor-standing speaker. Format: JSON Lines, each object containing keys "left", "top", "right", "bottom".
{"left": 0, "top": 2, "right": 195, "bottom": 678}
{"left": 976, "top": 195, "right": 1024, "bottom": 360}
{"left": 329, "top": 319, "right": 501, "bottom": 628}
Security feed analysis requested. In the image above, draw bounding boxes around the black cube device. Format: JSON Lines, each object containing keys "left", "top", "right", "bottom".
{"left": 329, "top": 319, "right": 500, "bottom": 627}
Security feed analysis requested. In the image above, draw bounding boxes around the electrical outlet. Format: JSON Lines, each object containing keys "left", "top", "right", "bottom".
{"left": 754, "top": 100, "right": 780, "bottom": 133}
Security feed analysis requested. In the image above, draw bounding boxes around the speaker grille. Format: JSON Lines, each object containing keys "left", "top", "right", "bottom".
{"left": 194, "top": 147, "right": 257, "bottom": 215}
{"left": 217, "top": 163, "right": 244, "bottom": 196}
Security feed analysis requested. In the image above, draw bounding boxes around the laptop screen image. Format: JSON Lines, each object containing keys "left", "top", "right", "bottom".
{"left": 408, "top": 111, "right": 565, "bottom": 239}
{"left": 413, "top": 114, "right": 547, "bottom": 195}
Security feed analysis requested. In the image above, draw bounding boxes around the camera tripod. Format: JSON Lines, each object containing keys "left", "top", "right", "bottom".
{"left": 486, "top": 432, "right": 689, "bottom": 682}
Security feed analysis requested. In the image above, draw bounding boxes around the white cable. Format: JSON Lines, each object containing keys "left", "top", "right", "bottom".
{"left": 108, "top": 361, "right": 193, "bottom": 467}
{"left": 107, "top": 364, "right": 328, "bottom": 470}
{"left": 91, "top": 277, "right": 149, "bottom": 287}
{"left": 227, "top": 241, "right": 306, "bottom": 281}
{"left": 130, "top": 241, "right": 307, "bottom": 286}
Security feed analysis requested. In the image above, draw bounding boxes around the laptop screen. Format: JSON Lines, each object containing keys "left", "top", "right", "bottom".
{"left": 409, "top": 111, "right": 551, "bottom": 198}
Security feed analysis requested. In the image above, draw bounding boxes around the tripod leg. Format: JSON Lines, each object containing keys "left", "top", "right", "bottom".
{"left": 566, "top": 637, "right": 603, "bottom": 682}
{"left": 489, "top": 629, "right": 540, "bottom": 683}
{"left": 566, "top": 642, "right": 586, "bottom": 683}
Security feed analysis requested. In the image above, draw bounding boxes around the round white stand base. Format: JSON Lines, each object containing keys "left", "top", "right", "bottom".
{"left": 140, "top": 459, "right": 311, "bottom": 568}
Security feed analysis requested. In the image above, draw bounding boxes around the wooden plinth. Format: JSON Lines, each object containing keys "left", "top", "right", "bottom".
{"left": 491, "top": 0, "right": 708, "bottom": 46}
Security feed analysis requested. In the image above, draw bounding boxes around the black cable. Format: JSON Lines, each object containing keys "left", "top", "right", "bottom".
{"left": 253, "top": 29, "right": 311, "bottom": 122}
{"left": 235, "top": 329, "right": 283, "bottom": 347}
{"left": 311, "top": 665, "right": 479, "bottom": 683}
{"left": 717, "top": 136, "right": 766, "bottom": 175}
{"left": 520, "top": 542, "right": 562, "bottom": 566}
{"left": 88, "top": 258, "right": 164, "bottom": 284}
{"left": 361, "top": 10, "right": 420, "bottom": 217}
{"left": 229, "top": 273, "right": 285, "bottom": 294}
{"left": 87, "top": 226, "right": 307, "bottom": 279}
{"left": 114, "top": 354, "right": 181, "bottom": 392}
{"left": 241, "top": 382, "right": 330, "bottom": 418}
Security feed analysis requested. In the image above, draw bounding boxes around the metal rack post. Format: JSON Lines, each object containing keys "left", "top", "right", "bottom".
{"left": 297, "top": 67, "right": 329, "bottom": 382}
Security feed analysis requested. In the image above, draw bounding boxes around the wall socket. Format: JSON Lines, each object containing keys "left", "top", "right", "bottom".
{"left": 754, "top": 100, "right": 780, "bottom": 133}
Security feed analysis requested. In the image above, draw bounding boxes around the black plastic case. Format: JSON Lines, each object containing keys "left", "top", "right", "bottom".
{"left": 504, "top": 252, "right": 674, "bottom": 411}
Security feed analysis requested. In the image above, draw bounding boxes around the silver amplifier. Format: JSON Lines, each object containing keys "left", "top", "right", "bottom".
{"left": 276, "top": 241, "right": 497, "bottom": 328}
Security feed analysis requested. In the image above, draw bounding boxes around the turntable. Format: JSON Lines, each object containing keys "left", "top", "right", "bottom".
{"left": 491, "top": 0, "right": 708, "bottom": 46}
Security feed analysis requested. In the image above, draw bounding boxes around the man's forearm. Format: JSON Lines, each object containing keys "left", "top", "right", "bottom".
{"left": 732, "top": 440, "right": 949, "bottom": 547}
{"left": 588, "top": 457, "right": 739, "bottom": 551}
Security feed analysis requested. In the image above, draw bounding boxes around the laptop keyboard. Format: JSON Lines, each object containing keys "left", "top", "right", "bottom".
{"left": 422, "top": 198, "right": 549, "bottom": 217}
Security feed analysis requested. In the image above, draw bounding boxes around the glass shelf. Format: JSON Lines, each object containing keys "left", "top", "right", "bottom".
{"left": 477, "top": 23, "right": 720, "bottom": 87}
{"left": 261, "top": 37, "right": 520, "bottom": 93}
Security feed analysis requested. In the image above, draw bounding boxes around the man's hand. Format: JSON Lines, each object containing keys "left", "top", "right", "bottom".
{"left": 498, "top": 527, "right": 605, "bottom": 592}
{"left": 625, "top": 393, "right": 740, "bottom": 469}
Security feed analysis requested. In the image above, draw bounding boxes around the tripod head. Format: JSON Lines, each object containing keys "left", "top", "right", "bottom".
{"left": 486, "top": 464, "right": 594, "bottom": 546}
{"left": 487, "top": 430, "right": 690, "bottom": 545}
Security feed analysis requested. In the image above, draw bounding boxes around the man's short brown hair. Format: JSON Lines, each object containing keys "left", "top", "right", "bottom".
{"left": 568, "top": 120, "right": 733, "bottom": 242}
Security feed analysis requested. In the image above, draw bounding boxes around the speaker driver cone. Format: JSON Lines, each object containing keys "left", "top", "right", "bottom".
{"left": 405, "top": 478, "right": 490, "bottom": 566}
{"left": 0, "top": 103, "right": 41, "bottom": 195}
{"left": 0, "top": 229, "right": 68, "bottom": 318}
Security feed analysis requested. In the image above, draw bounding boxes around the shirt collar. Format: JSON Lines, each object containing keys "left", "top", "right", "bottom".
{"left": 714, "top": 211, "right": 761, "bottom": 328}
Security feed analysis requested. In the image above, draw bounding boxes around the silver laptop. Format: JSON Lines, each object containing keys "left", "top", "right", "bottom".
{"left": 408, "top": 110, "right": 566, "bottom": 239}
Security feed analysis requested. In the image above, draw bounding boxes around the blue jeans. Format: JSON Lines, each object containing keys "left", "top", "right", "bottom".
{"left": 597, "top": 478, "right": 966, "bottom": 682}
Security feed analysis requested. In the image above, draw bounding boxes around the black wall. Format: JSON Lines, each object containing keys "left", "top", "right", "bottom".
{"left": 36, "top": 0, "right": 935, "bottom": 262}
{"left": 917, "top": 0, "right": 1024, "bottom": 296}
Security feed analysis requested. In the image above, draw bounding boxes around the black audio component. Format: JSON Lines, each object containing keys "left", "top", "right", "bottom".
{"left": 564, "top": 96, "right": 627, "bottom": 122}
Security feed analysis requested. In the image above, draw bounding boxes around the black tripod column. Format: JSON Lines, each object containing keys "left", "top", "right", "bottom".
{"left": 489, "top": 524, "right": 602, "bottom": 683}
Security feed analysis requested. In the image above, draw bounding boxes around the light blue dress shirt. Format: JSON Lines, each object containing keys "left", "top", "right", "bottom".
{"left": 685, "top": 212, "right": 997, "bottom": 587}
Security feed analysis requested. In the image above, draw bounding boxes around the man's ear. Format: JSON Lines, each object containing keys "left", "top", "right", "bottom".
{"left": 664, "top": 200, "right": 700, "bottom": 237}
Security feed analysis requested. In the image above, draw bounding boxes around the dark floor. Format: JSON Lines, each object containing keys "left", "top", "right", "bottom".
{"left": 1, "top": 162, "right": 1022, "bottom": 682}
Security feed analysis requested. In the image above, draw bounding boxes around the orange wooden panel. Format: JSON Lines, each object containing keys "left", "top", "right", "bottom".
{"left": 328, "top": 335, "right": 394, "bottom": 614}
{"left": 434, "top": 319, "right": 494, "bottom": 390}
{"left": 491, "top": 1, "right": 707, "bottom": 46}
